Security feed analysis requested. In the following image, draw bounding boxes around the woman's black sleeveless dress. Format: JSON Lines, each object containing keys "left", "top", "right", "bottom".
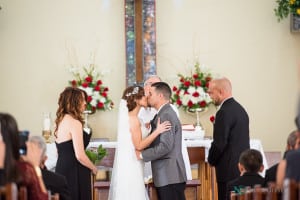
{"left": 55, "top": 131, "right": 92, "bottom": 200}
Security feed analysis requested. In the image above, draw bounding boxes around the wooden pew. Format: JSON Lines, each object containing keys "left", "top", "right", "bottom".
{"left": 230, "top": 183, "right": 284, "bottom": 200}
{"left": 229, "top": 179, "right": 300, "bottom": 200}
{"left": 0, "top": 183, "right": 18, "bottom": 200}
{"left": 283, "top": 178, "right": 298, "bottom": 200}
{"left": 229, "top": 186, "right": 252, "bottom": 200}
{"left": 252, "top": 185, "right": 268, "bottom": 200}
{"left": 18, "top": 186, "right": 27, "bottom": 200}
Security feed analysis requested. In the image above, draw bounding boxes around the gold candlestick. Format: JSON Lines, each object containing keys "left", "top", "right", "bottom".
{"left": 42, "top": 130, "right": 52, "bottom": 143}
{"left": 42, "top": 112, "right": 52, "bottom": 143}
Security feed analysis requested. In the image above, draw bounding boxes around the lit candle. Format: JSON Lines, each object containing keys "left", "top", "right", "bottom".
{"left": 43, "top": 113, "right": 51, "bottom": 131}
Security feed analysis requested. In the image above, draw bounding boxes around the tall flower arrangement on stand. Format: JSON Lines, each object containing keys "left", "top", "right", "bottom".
{"left": 171, "top": 61, "right": 213, "bottom": 112}
{"left": 69, "top": 64, "right": 114, "bottom": 114}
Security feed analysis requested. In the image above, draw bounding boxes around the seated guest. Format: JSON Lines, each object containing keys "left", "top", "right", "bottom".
{"left": 265, "top": 130, "right": 300, "bottom": 185}
{"left": 29, "top": 136, "right": 71, "bottom": 200}
{"left": 277, "top": 145, "right": 300, "bottom": 187}
{"left": 226, "top": 149, "right": 265, "bottom": 199}
{"left": 0, "top": 112, "right": 48, "bottom": 200}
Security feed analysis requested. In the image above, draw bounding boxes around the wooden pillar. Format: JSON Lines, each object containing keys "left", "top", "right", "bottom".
{"left": 134, "top": 0, "right": 143, "bottom": 83}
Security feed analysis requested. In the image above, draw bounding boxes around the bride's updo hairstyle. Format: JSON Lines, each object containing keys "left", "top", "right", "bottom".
{"left": 122, "top": 86, "right": 144, "bottom": 112}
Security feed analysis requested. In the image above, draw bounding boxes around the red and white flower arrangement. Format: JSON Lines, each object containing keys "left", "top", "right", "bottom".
{"left": 69, "top": 64, "right": 114, "bottom": 113}
{"left": 171, "top": 61, "right": 213, "bottom": 112}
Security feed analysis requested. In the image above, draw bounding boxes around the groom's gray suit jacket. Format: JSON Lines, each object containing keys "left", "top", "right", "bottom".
{"left": 142, "top": 103, "right": 187, "bottom": 187}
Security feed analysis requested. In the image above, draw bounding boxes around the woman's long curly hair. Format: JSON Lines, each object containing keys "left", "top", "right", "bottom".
{"left": 54, "top": 87, "right": 87, "bottom": 137}
{"left": 122, "top": 86, "right": 145, "bottom": 112}
{"left": 0, "top": 113, "right": 21, "bottom": 184}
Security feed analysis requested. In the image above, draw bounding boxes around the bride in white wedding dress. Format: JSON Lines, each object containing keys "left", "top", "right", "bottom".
{"left": 108, "top": 86, "right": 171, "bottom": 200}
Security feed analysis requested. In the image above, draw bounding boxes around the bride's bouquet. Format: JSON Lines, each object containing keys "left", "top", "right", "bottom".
{"left": 85, "top": 145, "right": 107, "bottom": 164}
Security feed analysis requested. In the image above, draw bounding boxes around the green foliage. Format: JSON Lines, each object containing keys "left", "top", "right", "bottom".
{"left": 274, "top": 0, "right": 300, "bottom": 21}
{"left": 97, "top": 144, "right": 107, "bottom": 160}
{"left": 85, "top": 145, "right": 107, "bottom": 164}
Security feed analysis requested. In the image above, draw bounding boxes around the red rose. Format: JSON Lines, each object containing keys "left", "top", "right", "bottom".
{"left": 97, "top": 80, "right": 102, "bottom": 85}
{"left": 104, "top": 87, "right": 109, "bottom": 92}
{"left": 192, "top": 92, "right": 199, "bottom": 97}
{"left": 210, "top": 115, "right": 215, "bottom": 123}
{"left": 184, "top": 81, "right": 190, "bottom": 87}
{"left": 71, "top": 80, "right": 77, "bottom": 87}
{"left": 87, "top": 96, "right": 92, "bottom": 103}
{"left": 187, "top": 100, "right": 194, "bottom": 107}
{"left": 193, "top": 74, "right": 198, "bottom": 79}
{"left": 199, "top": 101, "right": 206, "bottom": 107}
{"left": 102, "top": 92, "right": 107, "bottom": 97}
{"left": 85, "top": 76, "right": 92, "bottom": 83}
{"left": 94, "top": 85, "right": 100, "bottom": 91}
{"left": 172, "top": 86, "right": 178, "bottom": 91}
{"left": 180, "top": 77, "right": 185, "bottom": 83}
{"left": 194, "top": 80, "right": 201, "bottom": 87}
{"left": 82, "top": 82, "right": 88, "bottom": 88}
{"left": 97, "top": 102, "right": 104, "bottom": 108}
{"left": 176, "top": 99, "right": 182, "bottom": 106}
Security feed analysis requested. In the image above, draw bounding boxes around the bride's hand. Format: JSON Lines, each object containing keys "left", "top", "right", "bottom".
{"left": 155, "top": 118, "right": 171, "bottom": 134}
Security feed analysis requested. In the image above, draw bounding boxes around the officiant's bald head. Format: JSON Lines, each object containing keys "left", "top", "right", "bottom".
{"left": 143, "top": 75, "right": 161, "bottom": 96}
{"left": 208, "top": 77, "right": 232, "bottom": 105}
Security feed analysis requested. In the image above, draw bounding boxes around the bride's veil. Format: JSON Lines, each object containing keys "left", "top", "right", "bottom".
{"left": 108, "top": 99, "right": 132, "bottom": 199}
{"left": 108, "top": 99, "right": 149, "bottom": 200}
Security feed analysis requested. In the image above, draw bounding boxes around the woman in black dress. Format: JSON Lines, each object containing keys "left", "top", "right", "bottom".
{"left": 54, "top": 87, "right": 98, "bottom": 200}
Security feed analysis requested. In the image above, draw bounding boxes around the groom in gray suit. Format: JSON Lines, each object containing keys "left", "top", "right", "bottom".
{"left": 137, "top": 82, "right": 187, "bottom": 200}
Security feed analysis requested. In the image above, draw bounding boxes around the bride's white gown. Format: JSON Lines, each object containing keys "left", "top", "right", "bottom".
{"left": 108, "top": 100, "right": 149, "bottom": 200}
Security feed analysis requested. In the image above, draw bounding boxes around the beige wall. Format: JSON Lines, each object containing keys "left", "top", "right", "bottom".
{"left": 0, "top": 0, "right": 299, "bottom": 153}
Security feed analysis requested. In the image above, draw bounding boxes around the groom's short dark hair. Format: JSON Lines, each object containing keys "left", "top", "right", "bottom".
{"left": 151, "top": 82, "right": 172, "bottom": 100}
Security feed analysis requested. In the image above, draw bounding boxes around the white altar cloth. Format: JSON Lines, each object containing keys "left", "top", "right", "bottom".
{"left": 46, "top": 138, "right": 268, "bottom": 177}
{"left": 184, "top": 138, "right": 268, "bottom": 176}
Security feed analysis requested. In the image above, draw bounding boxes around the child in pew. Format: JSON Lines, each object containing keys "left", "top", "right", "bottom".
{"left": 226, "top": 149, "right": 265, "bottom": 199}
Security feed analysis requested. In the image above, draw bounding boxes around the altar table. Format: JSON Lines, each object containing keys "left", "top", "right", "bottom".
{"left": 46, "top": 138, "right": 267, "bottom": 200}
{"left": 67, "top": 138, "right": 267, "bottom": 172}
{"left": 46, "top": 138, "right": 268, "bottom": 177}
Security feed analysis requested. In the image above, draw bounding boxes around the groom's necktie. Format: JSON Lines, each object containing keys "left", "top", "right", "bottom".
{"left": 150, "top": 114, "right": 157, "bottom": 133}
